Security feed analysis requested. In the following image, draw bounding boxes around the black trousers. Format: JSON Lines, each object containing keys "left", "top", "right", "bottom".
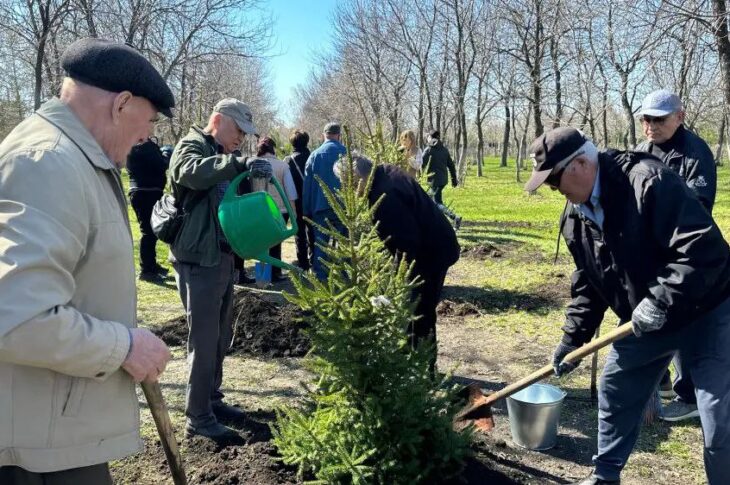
{"left": 294, "top": 210, "right": 315, "bottom": 270}
{"left": 409, "top": 265, "right": 449, "bottom": 374}
{"left": 270, "top": 213, "right": 290, "bottom": 277}
{"left": 130, "top": 189, "right": 163, "bottom": 273}
{"left": 0, "top": 464, "right": 112, "bottom": 484}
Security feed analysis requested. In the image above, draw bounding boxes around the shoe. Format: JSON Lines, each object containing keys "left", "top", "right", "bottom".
{"left": 138, "top": 271, "right": 165, "bottom": 283}
{"left": 237, "top": 272, "right": 256, "bottom": 285}
{"left": 661, "top": 398, "right": 700, "bottom": 422}
{"left": 153, "top": 264, "right": 169, "bottom": 276}
{"left": 454, "top": 216, "right": 463, "bottom": 231}
{"left": 271, "top": 273, "right": 288, "bottom": 283}
{"left": 659, "top": 379, "right": 676, "bottom": 400}
{"left": 570, "top": 474, "right": 620, "bottom": 485}
{"left": 212, "top": 402, "right": 247, "bottom": 423}
{"left": 185, "top": 421, "right": 240, "bottom": 440}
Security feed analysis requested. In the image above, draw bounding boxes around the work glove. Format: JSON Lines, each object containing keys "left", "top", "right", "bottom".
{"left": 631, "top": 297, "right": 667, "bottom": 337}
{"left": 552, "top": 341, "right": 580, "bottom": 377}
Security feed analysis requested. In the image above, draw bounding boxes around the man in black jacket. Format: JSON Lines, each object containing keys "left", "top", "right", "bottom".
{"left": 525, "top": 127, "right": 730, "bottom": 485}
{"left": 335, "top": 155, "right": 460, "bottom": 374}
{"left": 127, "top": 137, "right": 169, "bottom": 282}
{"left": 422, "top": 130, "right": 462, "bottom": 229}
{"left": 635, "top": 89, "right": 717, "bottom": 420}
{"left": 285, "top": 129, "right": 314, "bottom": 270}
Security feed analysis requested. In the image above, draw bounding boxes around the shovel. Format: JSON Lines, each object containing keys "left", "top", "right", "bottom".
{"left": 141, "top": 381, "right": 187, "bottom": 485}
{"left": 454, "top": 322, "right": 634, "bottom": 431}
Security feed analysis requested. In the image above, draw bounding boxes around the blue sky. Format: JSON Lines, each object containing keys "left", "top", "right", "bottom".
{"left": 268, "top": 0, "right": 338, "bottom": 124}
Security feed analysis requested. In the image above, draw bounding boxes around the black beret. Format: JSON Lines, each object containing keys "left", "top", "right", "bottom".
{"left": 61, "top": 38, "right": 175, "bottom": 117}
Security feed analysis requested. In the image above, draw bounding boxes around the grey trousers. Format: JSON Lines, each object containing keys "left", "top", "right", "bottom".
{"left": 174, "top": 252, "right": 235, "bottom": 427}
{"left": 0, "top": 464, "right": 112, "bottom": 484}
{"left": 594, "top": 297, "right": 730, "bottom": 484}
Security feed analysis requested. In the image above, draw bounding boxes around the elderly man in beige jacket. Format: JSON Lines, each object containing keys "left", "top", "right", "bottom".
{"left": 0, "top": 38, "right": 173, "bottom": 484}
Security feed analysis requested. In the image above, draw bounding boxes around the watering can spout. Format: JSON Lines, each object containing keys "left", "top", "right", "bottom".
{"left": 256, "top": 253, "right": 299, "bottom": 273}
{"left": 218, "top": 171, "right": 299, "bottom": 267}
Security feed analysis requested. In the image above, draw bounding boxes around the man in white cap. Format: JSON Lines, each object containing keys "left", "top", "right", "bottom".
{"left": 525, "top": 127, "right": 730, "bottom": 485}
{"left": 168, "top": 98, "right": 256, "bottom": 440}
{"left": 635, "top": 89, "right": 717, "bottom": 421}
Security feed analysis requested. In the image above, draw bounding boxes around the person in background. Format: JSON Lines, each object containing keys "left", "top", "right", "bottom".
{"left": 168, "top": 98, "right": 256, "bottom": 440}
{"left": 635, "top": 89, "right": 717, "bottom": 422}
{"left": 0, "top": 37, "right": 172, "bottom": 484}
{"left": 127, "top": 136, "right": 169, "bottom": 282}
{"left": 398, "top": 129, "right": 423, "bottom": 178}
{"left": 285, "top": 129, "right": 314, "bottom": 270}
{"left": 334, "top": 155, "right": 460, "bottom": 375}
{"left": 303, "top": 122, "right": 347, "bottom": 280}
{"left": 422, "top": 130, "right": 462, "bottom": 229}
{"left": 256, "top": 136, "right": 298, "bottom": 282}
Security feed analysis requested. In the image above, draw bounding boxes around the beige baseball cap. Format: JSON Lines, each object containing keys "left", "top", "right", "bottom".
{"left": 213, "top": 98, "right": 257, "bottom": 135}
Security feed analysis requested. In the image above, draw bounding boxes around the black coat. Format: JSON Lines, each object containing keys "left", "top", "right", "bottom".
{"left": 560, "top": 150, "right": 730, "bottom": 347}
{"left": 286, "top": 149, "right": 310, "bottom": 215}
{"left": 635, "top": 125, "right": 716, "bottom": 213}
{"left": 126, "top": 139, "right": 168, "bottom": 190}
{"left": 422, "top": 139, "right": 457, "bottom": 188}
{"left": 367, "top": 164, "right": 460, "bottom": 273}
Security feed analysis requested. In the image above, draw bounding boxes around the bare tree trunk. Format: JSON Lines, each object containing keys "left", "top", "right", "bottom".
{"left": 716, "top": 112, "right": 727, "bottom": 165}
{"left": 550, "top": 37, "right": 562, "bottom": 128}
{"left": 713, "top": 0, "right": 730, "bottom": 114}
{"left": 501, "top": 102, "right": 510, "bottom": 168}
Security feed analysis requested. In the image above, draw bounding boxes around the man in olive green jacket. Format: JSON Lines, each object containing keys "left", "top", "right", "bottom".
{"left": 169, "top": 98, "right": 256, "bottom": 440}
{"left": 0, "top": 39, "right": 172, "bottom": 484}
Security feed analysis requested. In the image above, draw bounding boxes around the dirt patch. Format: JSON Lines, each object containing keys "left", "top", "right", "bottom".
{"left": 462, "top": 243, "right": 504, "bottom": 259}
{"left": 152, "top": 291, "right": 310, "bottom": 358}
{"left": 438, "top": 298, "right": 482, "bottom": 317}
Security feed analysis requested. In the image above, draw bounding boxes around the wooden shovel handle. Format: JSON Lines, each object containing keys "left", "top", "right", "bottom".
{"left": 141, "top": 381, "right": 187, "bottom": 485}
{"left": 482, "top": 322, "right": 634, "bottom": 407}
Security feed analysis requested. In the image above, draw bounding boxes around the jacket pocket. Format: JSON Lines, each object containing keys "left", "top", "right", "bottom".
{"left": 61, "top": 377, "right": 87, "bottom": 417}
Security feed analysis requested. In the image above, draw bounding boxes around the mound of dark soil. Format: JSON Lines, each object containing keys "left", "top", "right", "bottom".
{"left": 152, "top": 291, "right": 310, "bottom": 358}
{"left": 462, "top": 243, "right": 503, "bottom": 259}
{"left": 438, "top": 298, "right": 482, "bottom": 317}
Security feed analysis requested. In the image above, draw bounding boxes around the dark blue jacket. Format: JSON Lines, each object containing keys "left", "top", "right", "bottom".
{"left": 303, "top": 139, "right": 346, "bottom": 216}
{"left": 560, "top": 150, "right": 730, "bottom": 347}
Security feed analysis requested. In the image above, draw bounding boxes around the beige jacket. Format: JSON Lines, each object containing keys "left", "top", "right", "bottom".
{"left": 261, "top": 153, "right": 298, "bottom": 213}
{"left": 0, "top": 98, "right": 140, "bottom": 472}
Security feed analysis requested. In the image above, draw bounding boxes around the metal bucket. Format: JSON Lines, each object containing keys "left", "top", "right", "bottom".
{"left": 507, "top": 383, "right": 566, "bottom": 450}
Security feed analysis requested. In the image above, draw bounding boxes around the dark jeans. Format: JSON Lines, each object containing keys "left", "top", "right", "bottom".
{"left": 173, "top": 252, "right": 235, "bottom": 427}
{"left": 410, "top": 265, "right": 448, "bottom": 375}
{"left": 270, "top": 213, "right": 290, "bottom": 278}
{"left": 593, "top": 297, "right": 730, "bottom": 484}
{"left": 429, "top": 184, "right": 446, "bottom": 205}
{"left": 295, "top": 210, "right": 314, "bottom": 270}
{"left": 0, "top": 464, "right": 112, "bottom": 484}
{"left": 130, "top": 189, "right": 163, "bottom": 273}
{"left": 311, "top": 209, "right": 346, "bottom": 281}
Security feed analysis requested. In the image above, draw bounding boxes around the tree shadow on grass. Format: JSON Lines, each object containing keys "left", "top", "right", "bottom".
{"left": 442, "top": 284, "right": 564, "bottom": 314}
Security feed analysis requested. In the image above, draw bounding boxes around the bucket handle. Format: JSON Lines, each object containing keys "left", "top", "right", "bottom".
{"left": 225, "top": 171, "right": 299, "bottom": 238}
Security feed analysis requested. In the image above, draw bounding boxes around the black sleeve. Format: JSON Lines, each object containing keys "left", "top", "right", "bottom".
{"left": 643, "top": 170, "right": 729, "bottom": 324}
{"left": 562, "top": 267, "right": 609, "bottom": 346}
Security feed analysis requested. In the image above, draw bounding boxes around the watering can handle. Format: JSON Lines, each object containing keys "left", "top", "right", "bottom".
{"left": 225, "top": 171, "right": 299, "bottom": 237}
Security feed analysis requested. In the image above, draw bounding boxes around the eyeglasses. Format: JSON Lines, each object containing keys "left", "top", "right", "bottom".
{"left": 640, "top": 115, "right": 669, "bottom": 125}
{"left": 544, "top": 150, "right": 584, "bottom": 189}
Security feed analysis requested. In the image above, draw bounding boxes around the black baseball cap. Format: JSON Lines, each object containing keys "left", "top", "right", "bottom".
{"left": 524, "top": 127, "right": 587, "bottom": 191}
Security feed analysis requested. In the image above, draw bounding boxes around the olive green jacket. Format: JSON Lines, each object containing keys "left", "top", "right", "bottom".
{"left": 168, "top": 125, "right": 245, "bottom": 266}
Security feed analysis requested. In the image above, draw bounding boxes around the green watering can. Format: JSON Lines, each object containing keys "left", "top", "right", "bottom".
{"left": 218, "top": 171, "right": 298, "bottom": 271}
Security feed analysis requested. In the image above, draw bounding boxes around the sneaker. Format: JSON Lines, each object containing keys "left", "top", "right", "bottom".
{"left": 212, "top": 402, "right": 247, "bottom": 424}
{"left": 138, "top": 271, "right": 165, "bottom": 283}
{"left": 237, "top": 271, "right": 256, "bottom": 285}
{"left": 661, "top": 399, "right": 700, "bottom": 422}
{"left": 185, "top": 421, "right": 240, "bottom": 440}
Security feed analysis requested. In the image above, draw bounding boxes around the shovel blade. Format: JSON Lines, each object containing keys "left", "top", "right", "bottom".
{"left": 453, "top": 383, "right": 495, "bottom": 433}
